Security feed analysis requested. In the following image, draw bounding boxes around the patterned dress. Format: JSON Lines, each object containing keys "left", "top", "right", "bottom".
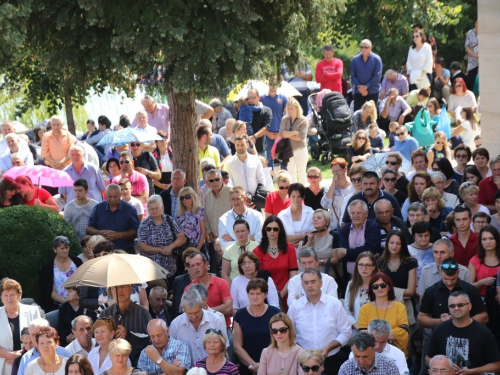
{"left": 177, "top": 207, "right": 204, "bottom": 247}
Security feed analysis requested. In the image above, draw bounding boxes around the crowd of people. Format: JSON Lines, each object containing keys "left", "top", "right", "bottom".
{"left": 1, "top": 18, "right": 499, "bottom": 375}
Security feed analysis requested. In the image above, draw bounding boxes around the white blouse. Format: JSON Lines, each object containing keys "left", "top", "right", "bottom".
{"left": 406, "top": 43, "right": 433, "bottom": 84}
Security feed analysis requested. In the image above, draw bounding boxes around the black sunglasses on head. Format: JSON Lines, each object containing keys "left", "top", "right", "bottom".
{"left": 206, "top": 328, "right": 223, "bottom": 336}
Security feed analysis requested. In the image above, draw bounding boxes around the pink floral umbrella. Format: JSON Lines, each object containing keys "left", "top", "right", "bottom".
{"left": 3, "top": 166, "right": 74, "bottom": 188}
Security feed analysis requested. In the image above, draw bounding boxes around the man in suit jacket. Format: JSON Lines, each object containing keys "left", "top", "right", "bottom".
{"left": 159, "top": 169, "right": 186, "bottom": 218}
{"left": 148, "top": 286, "right": 172, "bottom": 325}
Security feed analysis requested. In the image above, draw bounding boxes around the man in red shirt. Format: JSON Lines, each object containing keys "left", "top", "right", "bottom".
{"left": 477, "top": 155, "right": 500, "bottom": 214}
{"left": 315, "top": 44, "right": 343, "bottom": 93}
{"left": 449, "top": 205, "right": 479, "bottom": 267}
{"left": 185, "top": 251, "right": 233, "bottom": 328}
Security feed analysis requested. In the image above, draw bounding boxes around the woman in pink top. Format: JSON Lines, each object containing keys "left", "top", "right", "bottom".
{"left": 469, "top": 226, "right": 500, "bottom": 297}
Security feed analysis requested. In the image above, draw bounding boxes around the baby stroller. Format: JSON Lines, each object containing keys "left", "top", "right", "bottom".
{"left": 308, "top": 91, "right": 352, "bottom": 165}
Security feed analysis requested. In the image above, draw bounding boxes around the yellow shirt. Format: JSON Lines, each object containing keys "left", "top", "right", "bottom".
{"left": 198, "top": 145, "right": 220, "bottom": 178}
{"left": 222, "top": 241, "right": 259, "bottom": 280}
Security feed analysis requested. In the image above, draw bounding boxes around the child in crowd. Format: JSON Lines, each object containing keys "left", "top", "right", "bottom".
{"left": 368, "top": 123, "right": 384, "bottom": 152}
{"left": 238, "top": 98, "right": 262, "bottom": 124}
{"left": 407, "top": 221, "right": 434, "bottom": 281}
{"left": 388, "top": 121, "right": 398, "bottom": 149}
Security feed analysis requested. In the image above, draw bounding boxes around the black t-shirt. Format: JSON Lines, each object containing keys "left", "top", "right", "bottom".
{"left": 427, "top": 319, "right": 500, "bottom": 370}
{"left": 304, "top": 187, "right": 324, "bottom": 210}
{"left": 395, "top": 175, "right": 409, "bottom": 193}
{"left": 379, "top": 257, "right": 418, "bottom": 289}
{"left": 393, "top": 189, "right": 408, "bottom": 208}
{"left": 133, "top": 151, "right": 159, "bottom": 196}
{"left": 8, "top": 315, "right": 21, "bottom": 350}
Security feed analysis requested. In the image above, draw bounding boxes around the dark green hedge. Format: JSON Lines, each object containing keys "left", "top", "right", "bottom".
{"left": 0, "top": 205, "right": 81, "bottom": 304}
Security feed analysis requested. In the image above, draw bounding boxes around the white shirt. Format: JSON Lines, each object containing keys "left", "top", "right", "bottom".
{"left": 218, "top": 208, "right": 264, "bottom": 251}
{"left": 123, "top": 196, "right": 145, "bottom": 216}
{"left": 288, "top": 272, "right": 338, "bottom": 301}
{"left": 65, "top": 338, "right": 96, "bottom": 356}
{"left": 349, "top": 343, "right": 409, "bottom": 374}
{"left": 231, "top": 275, "right": 280, "bottom": 310}
{"left": 321, "top": 183, "right": 355, "bottom": 229}
{"left": 443, "top": 192, "right": 459, "bottom": 209}
{"left": 406, "top": 43, "right": 433, "bottom": 84}
{"left": 288, "top": 293, "right": 351, "bottom": 357}
{"left": 169, "top": 309, "right": 228, "bottom": 364}
{"left": 88, "top": 346, "right": 131, "bottom": 375}
{"left": 277, "top": 205, "right": 314, "bottom": 236}
{"left": 0, "top": 149, "right": 34, "bottom": 171}
{"left": 223, "top": 153, "right": 266, "bottom": 195}
{"left": 0, "top": 137, "right": 30, "bottom": 158}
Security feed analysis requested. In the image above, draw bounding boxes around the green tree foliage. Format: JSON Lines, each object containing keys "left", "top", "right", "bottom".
{"left": 332, "top": 0, "right": 475, "bottom": 71}
{"left": 0, "top": 205, "right": 80, "bottom": 302}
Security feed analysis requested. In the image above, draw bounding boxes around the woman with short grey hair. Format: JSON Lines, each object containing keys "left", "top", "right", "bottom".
{"left": 209, "top": 98, "right": 233, "bottom": 133}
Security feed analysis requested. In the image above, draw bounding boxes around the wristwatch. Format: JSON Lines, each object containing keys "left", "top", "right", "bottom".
{"left": 156, "top": 358, "right": 163, "bottom": 365}
{"left": 248, "top": 365, "right": 254, "bottom": 370}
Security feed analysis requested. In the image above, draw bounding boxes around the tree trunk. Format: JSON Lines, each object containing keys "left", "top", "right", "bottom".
{"left": 167, "top": 83, "right": 199, "bottom": 193}
{"left": 64, "top": 85, "right": 76, "bottom": 135}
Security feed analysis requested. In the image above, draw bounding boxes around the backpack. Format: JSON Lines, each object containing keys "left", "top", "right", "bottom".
{"left": 319, "top": 92, "right": 352, "bottom": 137}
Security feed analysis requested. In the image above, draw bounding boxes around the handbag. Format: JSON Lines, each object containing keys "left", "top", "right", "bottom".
{"left": 252, "top": 183, "right": 269, "bottom": 211}
{"left": 436, "top": 105, "right": 452, "bottom": 139}
{"left": 407, "top": 108, "right": 435, "bottom": 147}
{"left": 164, "top": 214, "right": 191, "bottom": 256}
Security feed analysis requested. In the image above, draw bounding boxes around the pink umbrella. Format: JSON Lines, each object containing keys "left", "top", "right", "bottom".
{"left": 3, "top": 166, "right": 74, "bottom": 188}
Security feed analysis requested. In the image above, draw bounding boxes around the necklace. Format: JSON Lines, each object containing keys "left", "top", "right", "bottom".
{"left": 387, "top": 260, "right": 401, "bottom": 272}
{"left": 249, "top": 305, "right": 266, "bottom": 317}
{"left": 374, "top": 299, "right": 389, "bottom": 321}
{"left": 41, "top": 357, "right": 58, "bottom": 375}
{"left": 268, "top": 246, "right": 279, "bottom": 256}
{"left": 207, "top": 357, "right": 226, "bottom": 367}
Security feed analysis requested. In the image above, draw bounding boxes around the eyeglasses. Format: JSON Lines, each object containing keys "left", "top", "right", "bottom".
{"left": 448, "top": 302, "right": 470, "bottom": 309}
{"left": 208, "top": 178, "right": 221, "bottom": 183}
{"left": 180, "top": 194, "right": 192, "bottom": 201}
{"left": 441, "top": 263, "right": 458, "bottom": 270}
{"left": 271, "top": 327, "right": 289, "bottom": 335}
{"left": 372, "top": 283, "right": 388, "bottom": 290}
{"left": 240, "top": 261, "right": 255, "bottom": 266}
{"left": 383, "top": 178, "right": 396, "bottom": 183}
{"left": 385, "top": 161, "right": 398, "bottom": 166}
{"left": 266, "top": 227, "right": 280, "bottom": 232}
{"left": 206, "top": 328, "right": 223, "bottom": 336}
{"left": 351, "top": 177, "right": 362, "bottom": 183}
{"left": 130, "top": 142, "right": 141, "bottom": 147}
{"left": 431, "top": 369, "right": 452, "bottom": 374}
{"left": 279, "top": 185, "right": 290, "bottom": 190}
{"left": 396, "top": 132, "right": 406, "bottom": 137}
{"left": 358, "top": 263, "right": 374, "bottom": 269}
{"left": 360, "top": 46, "right": 370, "bottom": 49}
{"left": 455, "top": 154, "right": 468, "bottom": 159}
{"left": 308, "top": 175, "right": 320, "bottom": 179}
{"left": 301, "top": 365, "right": 321, "bottom": 373}
{"left": 119, "top": 160, "right": 131, "bottom": 164}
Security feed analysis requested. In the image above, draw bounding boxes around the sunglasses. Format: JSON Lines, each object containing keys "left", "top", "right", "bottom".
{"left": 383, "top": 177, "right": 396, "bottom": 183}
{"left": 448, "top": 302, "right": 470, "bottom": 309}
{"left": 357, "top": 136, "right": 367, "bottom": 140}
{"left": 385, "top": 161, "right": 397, "bottom": 166}
{"left": 247, "top": 96, "right": 257, "bottom": 100}
{"left": 271, "top": 327, "right": 289, "bottom": 335}
{"left": 301, "top": 365, "right": 321, "bottom": 373}
{"left": 278, "top": 185, "right": 289, "bottom": 190}
{"left": 130, "top": 143, "right": 141, "bottom": 147}
{"left": 208, "top": 178, "right": 221, "bottom": 183}
{"left": 441, "top": 263, "right": 458, "bottom": 270}
{"left": 455, "top": 154, "right": 468, "bottom": 159}
{"left": 266, "top": 227, "right": 280, "bottom": 232}
{"left": 396, "top": 132, "right": 406, "bottom": 137}
{"left": 119, "top": 160, "right": 131, "bottom": 164}
{"left": 308, "top": 175, "right": 320, "bottom": 179}
{"left": 351, "top": 177, "right": 362, "bottom": 183}
{"left": 372, "top": 283, "right": 388, "bottom": 290}
{"left": 180, "top": 194, "right": 192, "bottom": 201}
{"left": 206, "top": 328, "right": 223, "bottom": 336}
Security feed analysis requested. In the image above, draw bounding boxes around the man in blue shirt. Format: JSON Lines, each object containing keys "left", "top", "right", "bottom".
{"left": 260, "top": 84, "right": 288, "bottom": 168}
{"left": 394, "top": 124, "right": 419, "bottom": 162}
{"left": 86, "top": 184, "right": 140, "bottom": 253}
{"left": 350, "top": 39, "right": 383, "bottom": 111}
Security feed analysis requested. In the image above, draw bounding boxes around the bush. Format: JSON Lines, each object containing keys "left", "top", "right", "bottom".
{"left": 0, "top": 205, "right": 81, "bottom": 303}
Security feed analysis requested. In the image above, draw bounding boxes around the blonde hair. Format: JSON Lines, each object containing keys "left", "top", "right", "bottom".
{"left": 276, "top": 170, "right": 292, "bottom": 184}
{"left": 108, "top": 338, "right": 131, "bottom": 356}
{"left": 434, "top": 131, "right": 450, "bottom": 152}
{"left": 285, "top": 99, "right": 304, "bottom": 118}
{"left": 422, "top": 186, "right": 445, "bottom": 210}
{"left": 269, "top": 313, "right": 296, "bottom": 348}
{"left": 231, "top": 120, "right": 246, "bottom": 134}
{"left": 93, "top": 318, "right": 117, "bottom": 333}
{"left": 362, "top": 100, "right": 378, "bottom": 123}
{"left": 313, "top": 209, "right": 331, "bottom": 227}
{"left": 88, "top": 235, "right": 106, "bottom": 251}
{"left": 299, "top": 349, "right": 324, "bottom": 366}
{"left": 459, "top": 181, "right": 479, "bottom": 197}
{"left": 202, "top": 331, "right": 227, "bottom": 353}
{"left": 177, "top": 187, "right": 202, "bottom": 216}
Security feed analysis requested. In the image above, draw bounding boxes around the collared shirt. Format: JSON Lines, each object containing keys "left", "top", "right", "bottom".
{"left": 0, "top": 149, "right": 34, "bottom": 171}
{"left": 347, "top": 223, "right": 366, "bottom": 274}
{"left": 478, "top": 176, "right": 498, "bottom": 207}
{"left": 138, "top": 338, "right": 192, "bottom": 374}
{"left": 87, "top": 200, "right": 140, "bottom": 249}
{"left": 394, "top": 136, "right": 419, "bottom": 162}
{"left": 210, "top": 133, "right": 231, "bottom": 160}
{"left": 288, "top": 272, "right": 338, "bottom": 301}
{"left": 198, "top": 145, "right": 221, "bottom": 178}
{"left": 218, "top": 207, "right": 264, "bottom": 251}
{"left": 41, "top": 130, "right": 76, "bottom": 168}
{"left": 204, "top": 185, "right": 232, "bottom": 237}
{"left": 59, "top": 162, "right": 106, "bottom": 202}
{"left": 224, "top": 153, "right": 266, "bottom": 195}
{"left": 169, "top": 310, "right": 228, "bottom": 364}
{"left": 18, "top": 346, "right": 71, "bottom": 375}
{"left": 65, "top": 338, "right": 96, "bottom": 356}
{"left": 339, "top": 352, "right": 400, "bottom": 375}
{"left": 85, "top": 128, "right": 112, "bottom": 154}
{"left": 449, "top": 231, "right": 480, "bottom": 267}
{"left": 350, "top": 52, "right": 383, "bottom": 95}
{"left": 88, "top": 346, "right": 131, "bottom": 375}
{"left": 131, "top": 103, "right": 170, "bottom": 133}
{"left": 342, "top": 190, "right": 403, "bottom": 224}
{"left": 349, "top": 343, "right": 408, "bottom": 374}
{"left": 288, "top": 293, "right": 351, "bottom": 357}
{"left": 261, "top": 94, "right": 288, "bottom": 132}
{"left": 170, "top": 188, "right": 179, "bottom": 219}
{"left": 417, "top": 262, "right": 471, "bottom": 296}
{"left": 380, "top": 73, "right": 409, "bottom": 96}
{"left": 378, "top": 96, "right": 411, "bottom": 122}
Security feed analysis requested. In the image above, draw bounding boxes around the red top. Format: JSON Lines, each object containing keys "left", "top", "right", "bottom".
{"left": 253, "top": 243, "right": 298, "bottom": 292}
{"left": 264, "top": 190, "right": 291, "bottom": 216}
{"left": 185, "top": 275, "right": 232, "bottom": 327}
{"left": 469, "top": 255, "right": 500, "bottom": 296}
{"left": 449, "top": 231, "right": 479, "bottom": 267}
{"left": 315, "top": 58, "right": 344, "bottom": 93}
{"left": 477, "top": 176, "right": 497, "bottom": 206}
{"left": 24, "top": 187, "right": 53, "bottom": 206}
